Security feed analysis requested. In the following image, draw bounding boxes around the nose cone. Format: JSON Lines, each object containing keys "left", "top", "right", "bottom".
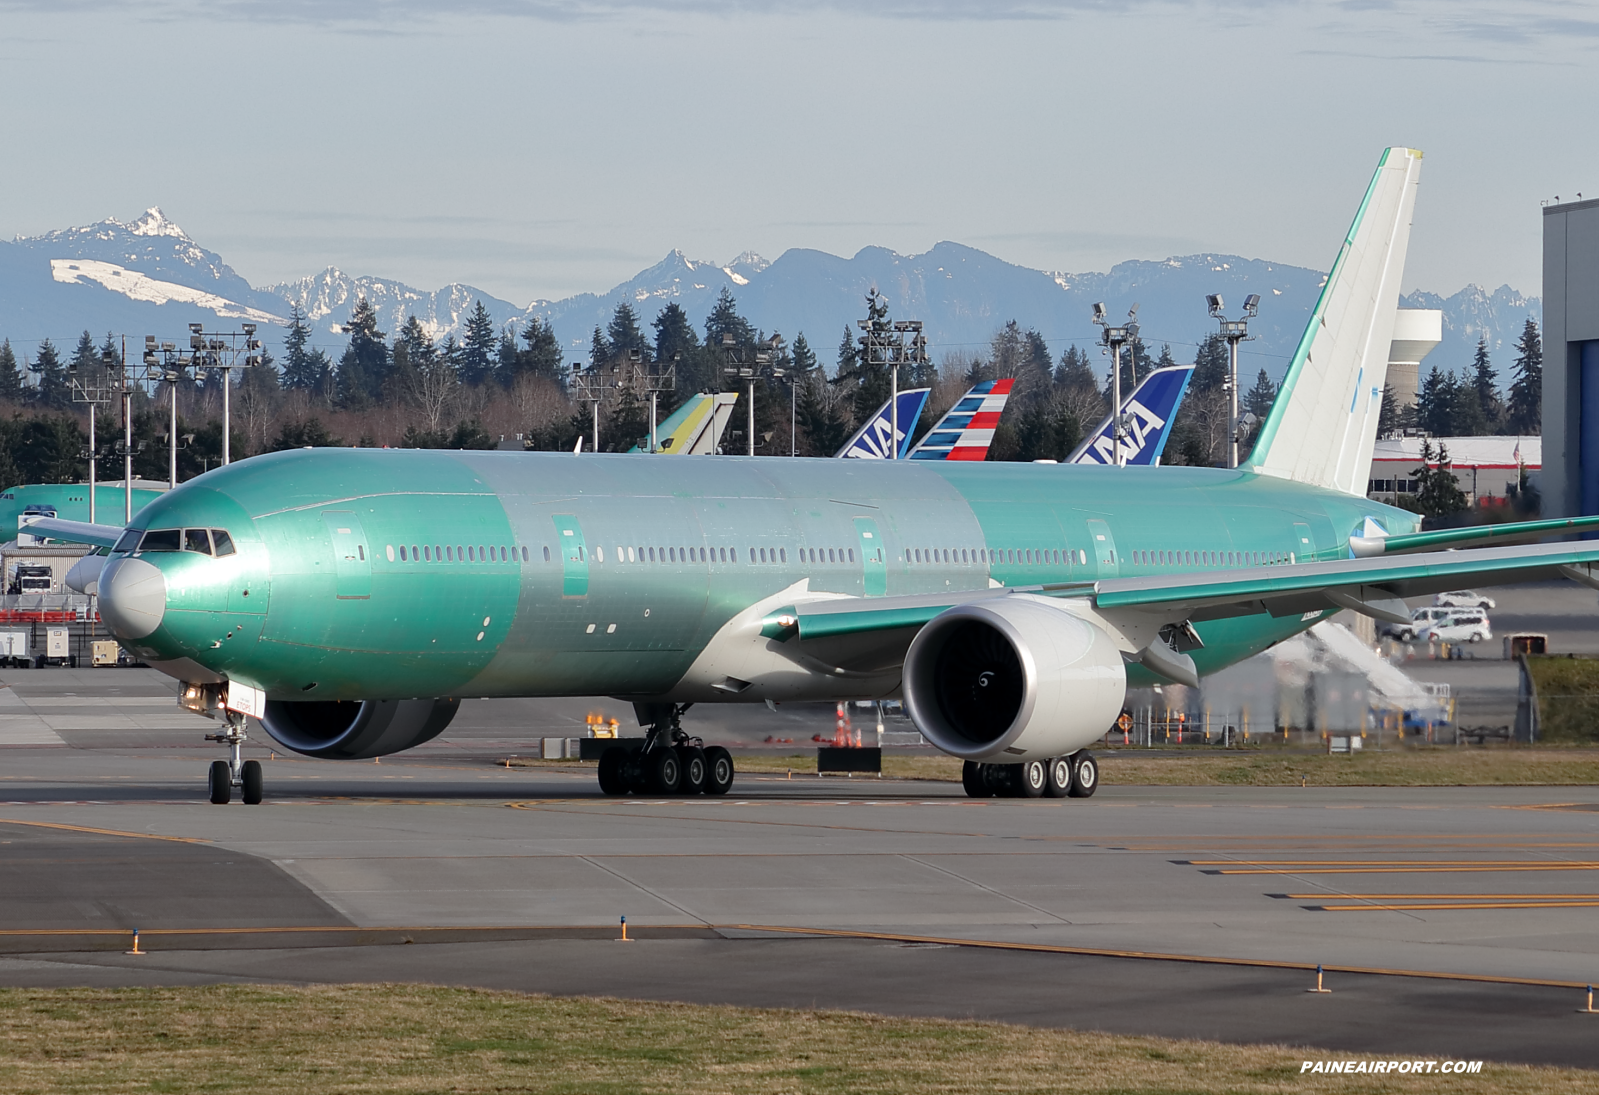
{"left": 100, "top": 557, "right": 166, "bottom": 639}
{"left": 65, "top": 554, "right": 106, "bottom": 596}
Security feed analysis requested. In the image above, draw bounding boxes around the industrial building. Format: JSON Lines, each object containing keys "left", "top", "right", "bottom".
{"left": 1367, "top": 435, "right": 1539, "bottom": 506}
{"left": 1542, "top": 196, "right": 1599, "bottom": 516}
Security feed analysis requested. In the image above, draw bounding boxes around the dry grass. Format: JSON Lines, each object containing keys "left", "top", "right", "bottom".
{"left": 1096, "top": 747, "right": 1599, "bottom": 787}
{"left": 733, "top": 748, "right": 1599, "bottom": 787}
{"left": 0, "top": 983, "right": 1588, "bottom": 1094}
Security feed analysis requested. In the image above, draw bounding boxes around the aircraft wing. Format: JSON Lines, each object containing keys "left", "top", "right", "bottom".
{"left": 24, "top": 517, "right": 126, "bottom": 548}
{"left": 1068, "top": 365, "right": 1195, "bottom": 466}
{"left": 787, "top": 541, "right": 1599, "bottom": 677}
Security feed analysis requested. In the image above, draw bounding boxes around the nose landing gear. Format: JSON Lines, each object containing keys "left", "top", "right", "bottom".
{"left": 204, "top": 711, "right": 264, "bottom": 805}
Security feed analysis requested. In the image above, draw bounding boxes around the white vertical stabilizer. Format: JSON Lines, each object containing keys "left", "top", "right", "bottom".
{"left": 1246, "top": 147, "right": 1423, "bottom": 494}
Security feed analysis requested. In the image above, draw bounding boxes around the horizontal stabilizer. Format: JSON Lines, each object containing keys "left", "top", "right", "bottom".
{"left": 24, "top": 517, "right": 125, "bottom": 548}
{"left": 1350, "top": 514, "right": 1599, "bottom": 557}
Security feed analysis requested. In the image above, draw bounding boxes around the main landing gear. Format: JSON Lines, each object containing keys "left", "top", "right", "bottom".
{"left": 597, "top": 703, "right": 734, "bottom": 798}
{"left": 205, "top": 710, "right": 264, "bottom": 806}
{"left": 962, "top": 751, "right": 1097, "bottom": 800}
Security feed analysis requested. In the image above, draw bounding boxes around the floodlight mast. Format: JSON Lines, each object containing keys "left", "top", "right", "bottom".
{"left": 1208, "top": 293, "right": 1260, "bottom": 468}
{"left": 1092, "top": 303, "right": 1137, "bottom": 467}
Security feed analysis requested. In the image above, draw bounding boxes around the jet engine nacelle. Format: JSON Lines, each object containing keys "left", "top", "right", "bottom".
{"left": 259, "top": 697, "right": 460, "bottom": 760}
{"left": 902, "top": 596, "right": 1126, "bottom": 762}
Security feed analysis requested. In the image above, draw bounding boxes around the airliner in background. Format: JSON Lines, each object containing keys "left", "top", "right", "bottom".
{"left": 39, "top": 147, "right": 1599, "bottom": 808}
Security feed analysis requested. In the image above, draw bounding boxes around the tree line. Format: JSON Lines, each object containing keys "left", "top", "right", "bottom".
{"left": 0, "top": 293, "right": 1544, "bottom": 491}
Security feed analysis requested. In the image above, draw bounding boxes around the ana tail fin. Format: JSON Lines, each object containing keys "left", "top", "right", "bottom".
{"left": 1246, "top": 147, "right": 1423, "bottom": 494}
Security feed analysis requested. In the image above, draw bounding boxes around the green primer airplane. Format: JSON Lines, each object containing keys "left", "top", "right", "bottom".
{"left": 36, "top": 147, "right": 1599, "bottom": 805}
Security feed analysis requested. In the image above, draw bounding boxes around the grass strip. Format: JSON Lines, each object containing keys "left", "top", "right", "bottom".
{"left": 0, "top": 983, "right": 1590, "bottom": 1094}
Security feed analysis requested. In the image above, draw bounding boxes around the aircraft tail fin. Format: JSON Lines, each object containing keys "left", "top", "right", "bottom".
{"left": 836, "top": 388, "right": 932, "bottom": 459}
{"left": 1068, "top": 365, "right": 1194, "bottom": 466}
{"left": 907, "top": 379, "right": 1015, "bottom": 461}
{"left": 1246, "top": 147, "right": 1423, "bottom": 494}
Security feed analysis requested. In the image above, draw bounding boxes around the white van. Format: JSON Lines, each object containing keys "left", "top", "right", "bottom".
{"left": 1415, "top": 610, "right": 1492, "bottom": 645}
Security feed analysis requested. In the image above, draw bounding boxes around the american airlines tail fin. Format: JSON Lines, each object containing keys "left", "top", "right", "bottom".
{"left": 907, "top": 379, "right": 1015, "bottom": 461}
{"left": 1068, "top": 365, "right": 1194, "bottom": 466}
{"left": 836, "top": 388, "right": 932, "bottom": 459}
{"left": 1246, "top": 147, "right": 1423, "bottom": 494}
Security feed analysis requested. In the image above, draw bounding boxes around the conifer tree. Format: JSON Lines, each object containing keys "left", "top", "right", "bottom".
{"left": 459, "top": 300, "right": 497, "bottom": 386}
{"left": 0, "top": 339, "right": 22, "bottom": 403}
{"left": 1470, "top": 337, "right": 1503, "bottom": 433}
{"left": 1507, "top": 317, "right": 1542, "bottom": 434}
{"left": 704, "top": 287, "right": 755, "bottom": 352}
{"left": 589, "top": 326, "right": 608, "bottom": 368}
{"left": 1413, "top": 439, "right": 1469, "bottom": 517}
{"left": 515, "top": 317, "right": 565, "bottom": 387}
{"left": 281, "top": 303, "right": 326, "bottom": 394}
{"left": 1377, "top": 383, "right": 1398, "bottom": 437}
{"left": 652, "top": 303, "right": 698, "bottom": 365}
{"left": 336, "top": 297, "right": 389, "bottom": 410}
{"left": 606, "top": 302, "right": 649, "bottom": 360}
{"left": 30, "top": 338, "right": 70, "bottom": 410}
{"left": 1245, "top": 368, "right": 1277, "bottom": 420}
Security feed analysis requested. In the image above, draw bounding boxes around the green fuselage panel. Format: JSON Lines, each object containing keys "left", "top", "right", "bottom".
{"left": 117, "top": 449, "right": 1415, "bottom": 702}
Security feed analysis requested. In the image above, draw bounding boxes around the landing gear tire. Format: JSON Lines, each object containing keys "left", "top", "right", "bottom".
{"left": 704, "top": 746, "right": 734, "bottom": 796}
{"left": 679, "top": 746, "right": 708, "bottom": 795}
{"left": 646, "top": 747, "right": 682, "bottom": 795}
{"left": 240, "top": 760, "right": 264, "bottom": 805}
{"left": 597, "top": 746, "right": 628, "bottom": 796}
{"left": 208, "top": 760, "right": 231, "bottom": 805}
{"left": 1068, "top": 751, "right": 1099, "bottom": 798}
{"left": 1018, "top": 759, "right": 1047, "bottom": 798}
{"left": 1045, "top": 756, "right": 1072, "bottom": 798}
{"left": 962, "top": 761, "right": 991, "bottom": 798}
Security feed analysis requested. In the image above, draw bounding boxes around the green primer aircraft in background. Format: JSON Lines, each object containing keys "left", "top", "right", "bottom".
{"left": 37, "top": 148, "right": 1599, "bottom": 805}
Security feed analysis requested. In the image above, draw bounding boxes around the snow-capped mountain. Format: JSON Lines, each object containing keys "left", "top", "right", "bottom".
{"left": 0, "top": 208, "right": 1541, "bottom": 381}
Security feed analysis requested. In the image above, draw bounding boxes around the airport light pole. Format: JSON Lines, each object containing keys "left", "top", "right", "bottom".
{"left": 70, "top": 346, "right": 121, "bottom": 524}
{"left": 570, "top": 362, "right": 605, "bottom": 452}
{"left": 722, "top": 334, "right": 787, "bottom": 456}
{"left": 1207, "top": 293, "right": 1260, "bottom": 469}
{"left": 855, "top": 301, "right": 928, "bottom": 461}
{"left": 183, "top": 323, "right": 264, "bottom": 466}
{"left": 1092, "top": 302, "right": 1139, "bottom": 467}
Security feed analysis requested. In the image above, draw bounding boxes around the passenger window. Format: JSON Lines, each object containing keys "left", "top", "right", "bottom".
{"left": 113, "top": 528, "right": 143, "bottom": 554}
{"left": 848, "top": 549, "right": 855, "bottom": 563}
{"left": 139, "top": 529, "right": 181, "bottom": 552}
{"left": 400, "top": 546, "right": 408, "bottom": 561}
{"left": 780, "top": 548, "right": 787, "bottom": 563}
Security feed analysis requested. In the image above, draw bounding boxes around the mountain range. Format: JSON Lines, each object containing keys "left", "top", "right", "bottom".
{"left": 2, "top": 208, "right": 1541, "bottom": 385}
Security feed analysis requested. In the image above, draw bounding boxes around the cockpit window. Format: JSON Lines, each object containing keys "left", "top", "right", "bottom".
{"left": 139, "top": 529, "right": 182, "bottom": 552}
{"left": 113, "top": 528, "right": 144, "bottom": 554}
{"left": 211, "top": 530, "right": 235, "bottom": 556}
{"left": 183, "top": 528, "right": 213, "bottom": 555}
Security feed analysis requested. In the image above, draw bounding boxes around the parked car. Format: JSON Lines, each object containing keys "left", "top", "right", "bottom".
{"left": 1381, "top": 605, "right": 1449, "bottom": 642}
{"left": 1415, "top": 610, "right": 1492, "bottom": 645}
{"left": 1435, "top": 589, "right": 1496, "bottom": 610}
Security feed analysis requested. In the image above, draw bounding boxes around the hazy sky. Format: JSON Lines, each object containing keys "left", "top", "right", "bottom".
{"left": 3, "top": 1, "right": 1594, "bottom": 304}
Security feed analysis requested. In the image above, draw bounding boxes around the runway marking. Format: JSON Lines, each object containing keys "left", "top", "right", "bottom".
{"left": 0, "top": 818, "right": 208, "bottom": 843}
{"left": 1274, "top": 893, "right": 1599, "bottom": 900}
{"left": 1203, "top": 865, "right": 1599, "bottom": 875}
{"left": 727, "top": 925, "right": 1598, "bottom": 991}
{"left": 1311, "top": 900, "right": 1599, "bottom": 911}
{"left": 1181, "top": 859, "right": 1599, "bottom": 866}
{"left": 1, "top": 921, "right": 1594, "bottom": 993}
